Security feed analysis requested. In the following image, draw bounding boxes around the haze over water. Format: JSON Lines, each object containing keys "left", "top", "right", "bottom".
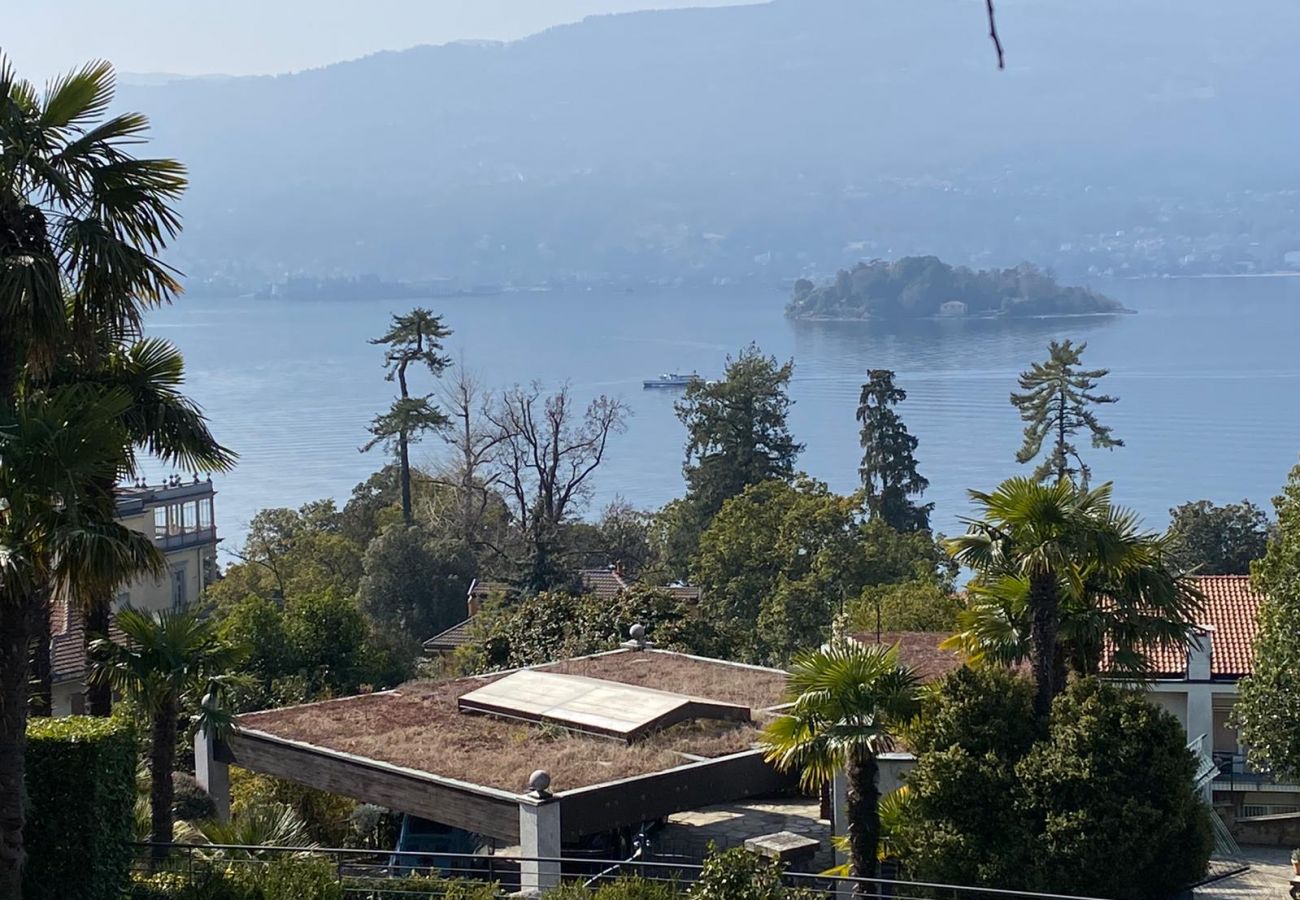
{"left": 146, "top": 276, "right": 1300, "bottom": 554}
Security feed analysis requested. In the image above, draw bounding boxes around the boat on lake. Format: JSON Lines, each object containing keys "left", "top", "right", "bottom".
{"left": 643, "top": 372, "right": 702, "bottom": 389}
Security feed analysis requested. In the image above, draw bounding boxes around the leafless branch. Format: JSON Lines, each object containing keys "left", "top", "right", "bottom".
{"left": 986, "top": 0, "right": 1005, "bottom": 70}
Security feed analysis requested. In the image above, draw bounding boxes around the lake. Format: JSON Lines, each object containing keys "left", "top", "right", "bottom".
{"left": 145, "top": 276, "right": 1300, "bottom": 555}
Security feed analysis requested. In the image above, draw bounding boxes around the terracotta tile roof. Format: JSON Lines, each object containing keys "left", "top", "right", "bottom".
{"left": 423, "top": 617, "right": 476, "bottom": 654}
{"left": 49, "top": 601, "right": 124, "bottom": 684}
{"left": 847, "top": 631, "right": 966, "bottom": 682}
{"left": 580, "top": 567, "right": 633, "bottom": 599}
{"left": 1133, "top": 575, "right": 1264, "bottom": 680}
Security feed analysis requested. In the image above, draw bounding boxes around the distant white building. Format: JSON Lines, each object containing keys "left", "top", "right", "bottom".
{"left": 50, "top": 478, "right": 221, "bottom": 715}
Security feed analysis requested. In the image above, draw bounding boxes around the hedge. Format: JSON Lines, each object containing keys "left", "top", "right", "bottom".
{"left": 129, "top": 860, "right": 342, "bottom": 900}
{"left": 25, "top": 715, "right": 136, "bottom": 900}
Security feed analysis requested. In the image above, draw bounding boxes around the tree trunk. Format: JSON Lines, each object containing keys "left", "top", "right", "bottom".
{"left": 1056, "top": 390, "right": 1068, "bottom": 483}
{"left": 1029, "top": 571, "right": 1061, "bottom": 718}
{"left": 28, "top": 590, "right": 52, "bottom": 717}
{"left": 85, "top": 601, "right": 113, "bottom": 716}
{"left": 0, "top": 594, "right": 35, "bottom": 898}
{"left": 397, "top": 430, "right": 413, "bottom": 526}
{"left": 149, "top": 701, "right": 178, "bottom": 864}
{"left": 845, "top": 750, "right": 881, "bottom": 894}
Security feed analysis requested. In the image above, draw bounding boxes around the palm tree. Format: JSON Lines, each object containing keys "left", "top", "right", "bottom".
{"left": 2, "top": 53, "right": 189, "bottom": 892}
{"left": 90, "top": 608, "right": 244, "bottom": 863}
{"left": 64, "top": 337, "right": 235, "bottom": 715}
{"left": 0, "top": 385, "right": 162, "bottom": 893}
{"left": 945, "top": 477, "right": 1200, "bottom": 717}
{"left": 175, "top": 802, "right": 317, "bottom": 859}
{"left": 758, "top": 640, "right": 920, "bottom": 888}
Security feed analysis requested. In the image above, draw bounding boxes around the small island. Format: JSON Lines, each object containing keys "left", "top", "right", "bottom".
{"left": 786, "top": 256, "right": 1130, "bottom": 320}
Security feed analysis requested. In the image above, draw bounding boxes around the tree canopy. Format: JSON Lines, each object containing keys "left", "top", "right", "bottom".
{"left": 676, "top": 346, "right": 802, "bottom": 523}
{"left": 1167, "top": 499, "right": 1271, "bottom": 575}
{"left": 1010, "top": 339, "right": 1122, "bottom": 486}
{"left": 946, "top": 478, "right": 1200, "bottom": 717}
{"left": 692, "top": 478, "right": 950, "bottom": 664}
{"left": 788, "top": 258, "right": 1125, "bottom": 320}
{"left": 900, "top": 669, "right": 1212, "bottom": 900}
{"left": 363, "top": 308, "right": 453, "bottom": 525}
{"left": 1235, "top": 462, "right": 1300, "bottom": 779}
{"left": 856, "top": 369, "right": 931, "bottom": 532}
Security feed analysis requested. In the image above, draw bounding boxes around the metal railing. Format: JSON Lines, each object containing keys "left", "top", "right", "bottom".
{"left": 130, "top": 843, "right": 1114, "bottom": 900}
{"left": 1211, "top": 751, "right": 1300, "bottom": 791}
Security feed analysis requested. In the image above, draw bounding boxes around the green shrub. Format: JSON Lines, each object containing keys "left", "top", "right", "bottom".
{"left": 593, "top": 876, "right": 681, "bottom": 900}
{"left": 901, "top": 672, "right": 1213, "bottom": 900}
{"left": 1017, "top": 678, "right": 1213, "bottom": 899}
{"left": 344, "top": 872, "right": 498, "bottom": 900}
{"left": 173, "top": 771, "right": 217, "bottom": 821}
{"left": 25, "top": 715, "right": 136, "bottom": 900}
{"left": 128, "top": 859, "right": 342, "bottom": 900}
{"left": 688, "top": 847, "right": 788, "bottom": 900}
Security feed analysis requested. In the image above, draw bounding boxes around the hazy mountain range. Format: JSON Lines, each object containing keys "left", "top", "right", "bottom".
{"left": 117, "top": 0, "right": 1300, "bottom": 291}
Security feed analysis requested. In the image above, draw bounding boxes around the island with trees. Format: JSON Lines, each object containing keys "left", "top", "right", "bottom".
{"left": 787, "top": 256, "right": 1130, "bottom": 320}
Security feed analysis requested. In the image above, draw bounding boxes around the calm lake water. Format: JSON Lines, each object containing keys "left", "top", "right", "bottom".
{"left": 145, "top": 277, "right": 1300, "bottom": 555}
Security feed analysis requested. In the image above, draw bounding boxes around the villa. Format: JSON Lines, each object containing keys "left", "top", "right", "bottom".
{"left": 49, "top": 476, "right": 221, "bottom": 715}
{"left": 853, "top": 574, "right": 1297, "bottom": 825}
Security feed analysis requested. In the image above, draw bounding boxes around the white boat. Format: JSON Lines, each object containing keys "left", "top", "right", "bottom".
{"left": 642, "top": 371, "right": 701, "bottom": 389}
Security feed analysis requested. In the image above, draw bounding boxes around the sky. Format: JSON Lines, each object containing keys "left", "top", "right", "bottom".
{"left": 5, "top": 0, "right": 749, "bottom": 83}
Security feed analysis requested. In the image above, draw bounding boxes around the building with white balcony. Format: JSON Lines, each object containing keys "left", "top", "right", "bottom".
{"left": 49, "top": 476, "right": 221, "bottom": 715}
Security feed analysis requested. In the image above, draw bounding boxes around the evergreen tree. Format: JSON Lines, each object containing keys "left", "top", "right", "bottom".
{"left": 363, "top": 309, "right": 452, "bottom": 525}
{"left": 856, "top": 369, "right": 932, "bottom": 532}
{"left": 1010, "top": 339, "right": 1122, "bottom": 485}
{"left": 1167, "top": 499, "right": 1272, "bottom": 575}
{"left": 675, "top": 344, "right": 803, "bottom": 523}
{"left": 1235, "top": 462, "right": 1300, "bottom": 778}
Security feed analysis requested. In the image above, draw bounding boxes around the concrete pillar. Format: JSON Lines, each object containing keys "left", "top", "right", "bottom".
{"left": 877, "top": 753, "right": 916, "bottom": 794}
{"left": 518, "top": 796, "right": 561, "bottom": 894}
{"left": 194, "top": 727, "right": 230, "bottom": 822}
{"left": 1187, "top": 687, "right": 1213, "bottom": 748}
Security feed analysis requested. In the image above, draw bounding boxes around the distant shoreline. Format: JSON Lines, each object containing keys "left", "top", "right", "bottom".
{"left": 792, "top": 309, "right": 1137, "bottom": 323}
{"left": 1130, "top": 271, "right": 1300, "bottom": 281}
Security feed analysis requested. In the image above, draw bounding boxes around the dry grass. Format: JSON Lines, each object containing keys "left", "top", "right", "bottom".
{"left": 237, "top": 650, "right": 787, "bottom": 794}
{"left": 544, "top": 651, "right": 789, "bottom": 710}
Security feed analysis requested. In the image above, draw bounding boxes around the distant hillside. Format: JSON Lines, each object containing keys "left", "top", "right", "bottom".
{"left": 787, "top": 257, "right": 1127, "bottom": 320}
{"left": 117, "top": 0, "right": 1300, "bottom": 287}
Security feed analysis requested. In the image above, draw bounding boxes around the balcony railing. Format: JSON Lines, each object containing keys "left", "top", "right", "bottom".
{"left": 155, "top": 526, "right": 219, "bottom": 552}
{"left": 1212, "top": 752, "right": 1300, "bottom": 791}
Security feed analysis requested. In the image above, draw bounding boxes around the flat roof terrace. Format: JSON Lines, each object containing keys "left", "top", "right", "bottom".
{"left": 214, "top": 649, "right": 793, "bottom": 843}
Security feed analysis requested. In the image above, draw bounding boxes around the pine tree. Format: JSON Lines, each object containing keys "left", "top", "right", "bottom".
{"left": 666, "top": 345, "right": 802, "bottom": 578}
{"left": 362, "top": 309, "right": 452, "bottom": 525}
{"left": 676, "top": 344, "right": 803, "bottom": 522}
{"left": 856, "top": 369, "right": 932, "bottom": 532}
{"left": 1011, "top": 339, "right": 1122, "bottom": 485}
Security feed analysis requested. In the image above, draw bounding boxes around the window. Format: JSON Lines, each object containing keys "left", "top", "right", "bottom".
{"left": 172, "top": 566, "right": 187, "bottom": 610}
{"left": 182, "top": 501, "right": 197, "bottom": 532}
{"left": 115, "top": 590, "right": 130, "bottom": 611}
{"left": 198, "top": 498, "right": 213, "bottom": 530}
{"left": 154, "top": 507, "right": 167, "bottom": 539}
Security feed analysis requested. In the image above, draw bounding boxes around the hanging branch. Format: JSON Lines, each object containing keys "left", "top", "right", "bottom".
{"left": 986, "top": 0, "right": 1006, "bottom": 69}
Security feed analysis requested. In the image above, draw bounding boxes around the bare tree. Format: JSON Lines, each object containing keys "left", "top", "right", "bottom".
{"left": 431, "top": 365, "right": 506, "bottom": 549}
{"left": 487, "top": 383, "right": 628, "bottom": 590}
